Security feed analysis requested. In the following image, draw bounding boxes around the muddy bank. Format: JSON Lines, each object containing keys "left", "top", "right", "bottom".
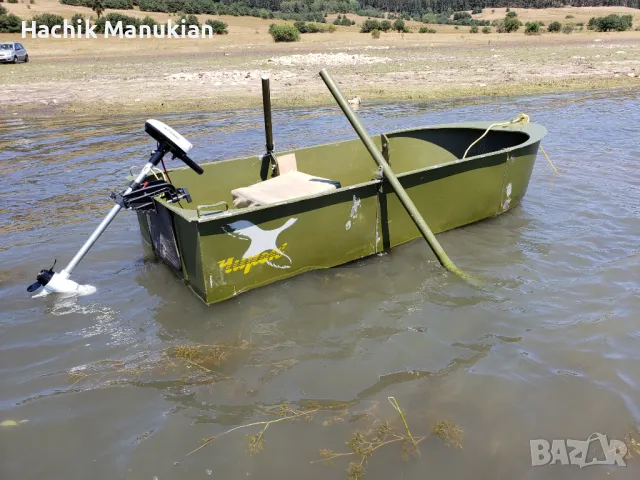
{"left": 2, "top": 38, "right": 640, "bottom": 118}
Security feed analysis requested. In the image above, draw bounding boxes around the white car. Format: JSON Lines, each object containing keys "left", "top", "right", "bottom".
{"left": 0, "top": 42, "right": 29, "bottom": 64}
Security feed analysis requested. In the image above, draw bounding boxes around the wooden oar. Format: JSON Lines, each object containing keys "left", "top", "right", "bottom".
{"left": 319, "top": 69, "right": 469, "bottom": 281}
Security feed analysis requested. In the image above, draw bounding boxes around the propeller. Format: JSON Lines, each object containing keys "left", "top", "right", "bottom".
{"left": 27, "top": 259, "right": 57, "bottom": 293}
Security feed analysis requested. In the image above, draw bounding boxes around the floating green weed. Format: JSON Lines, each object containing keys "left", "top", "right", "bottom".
{"left": 432, "top": 420, "right": 464, "bottom": 448}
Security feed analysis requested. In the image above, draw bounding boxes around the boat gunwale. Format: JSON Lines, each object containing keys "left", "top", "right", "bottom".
{"left": 158, "top": 121, "right": 547, "bottom": 223}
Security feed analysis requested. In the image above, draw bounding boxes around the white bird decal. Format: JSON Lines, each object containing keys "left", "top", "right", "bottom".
{"left": 226, "top": 218, "right": 297, "bottom": 268}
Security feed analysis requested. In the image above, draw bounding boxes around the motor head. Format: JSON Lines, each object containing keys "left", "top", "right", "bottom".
{"left": 144, "top": 119, "right": 203, "bottom": 175}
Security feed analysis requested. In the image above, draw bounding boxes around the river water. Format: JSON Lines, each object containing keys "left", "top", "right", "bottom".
{"left": 1, "top": 91, "right": 639, "bottom": 480}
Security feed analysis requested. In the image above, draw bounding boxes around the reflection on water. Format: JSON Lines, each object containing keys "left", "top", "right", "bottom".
{"left": 0, "top": 90, "right": 639, "bottom": 480}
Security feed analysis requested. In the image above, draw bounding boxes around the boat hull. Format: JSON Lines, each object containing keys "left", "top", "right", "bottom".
{"left": 136, "top": 121, "right": 545, "bottom": 304}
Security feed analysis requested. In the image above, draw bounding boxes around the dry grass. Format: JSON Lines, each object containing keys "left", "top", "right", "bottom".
{"left": 470, "top": 6, "right": 640, "bottom": 24}
{"left": 1, "top": 3, "right": 640, "bottom": 117}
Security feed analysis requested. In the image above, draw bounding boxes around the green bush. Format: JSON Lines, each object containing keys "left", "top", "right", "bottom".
{"left": 294, "top": 21, "right": 333, "bottom": 33}
{"left": 392, "top": 18, "right": 404, "bottom": 32}
{"left": 318, "top": 22, "right": 335, "bottom": 32}
{"left": 380, "top": 19, "right": 391, "bottom": 31}
{"left": 294, "top": 21, "right": 334, "bottom": 33}
{"left": 178, "top": 13, "right": 199, "bottom": 26}
{"left": 70, "top": 12, "right": 85, "bottom": 25}
{"left": 340, "top": 16, "right": 353, "bottom": 26}
{"left": 453, "top": 11, "right": 471, "bottom": 21}
{"left": 183, "top": 0, "right": 213, "bottom": 14}
{"left": 0, "top": 4, "right": 5, "bottom": 13}
{"left": 139, "top": 0, "right": 166, "bottom": 11}
{"left": 60, "top": 0, "right": 87, "bottom": 5}
{"left": 470, "top": 25, "right": 478, "bottom": 33}
{"left": 0, "top": 12, "right": 22, "bottom": 32}
{"left": 258, "top": 8, "right": 269, "bottom": 19}
{"left": 421, "top": 12, "right": 436, "bottom": 23}
{"left": 562, "top": 24, "right": 573, "bottom": 34}
{"left": 503, "top": 16, "right": 520, "bottom": 33}
{"left": 360, "top": 19, "right": 380, "bottom": 33}
{"left": 205, "top": 19, "right": 227, "bottom": 34}
{"left": 482, "top": 26, "right": 491, "bottom": 33}
{"left": 269, "top": 23, "right": 300, "bottom": 42}
{"left": 332, "top": 14, "right": 353, "bottom": 26}
{"left": 547, "top": 21, "right": 561, "bottom": 32}
{"left": 524, "top": 21, "right": 540, "bottom": 35}
{"left": 472, "top": 7, "right": 482, "bottom": 14}
{"left": 32, "top": 13, "right": 64, "bottom": 28}
{"left": 371, "top": 28, "right": 380, "bottom": 38}
{"left": 103, "top": 0, "right": 132, "bottom": 8}
{"left": 7, "top": 0, "right": 17, "bottom": 3}
{"left": 94, "top": 12, "right": 139, "bottom": 33}
{"left": 588, "top": 14, "right": 632, "bottom": 32}
{"left": 140, "top": 15, "right": 158, "bottom": 27}
{"left": 565, "top": 14, "right": 574, "bottom": 19}
{"left": 165, "top": 0, "right": 185, "bottom": 13}
{"left": 506, "top": 11, "right": 517, "bottom": 18}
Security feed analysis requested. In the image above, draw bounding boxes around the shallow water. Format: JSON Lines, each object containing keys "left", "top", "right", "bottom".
{"left": 1, "top": 90, "right": 639, "bottom": 480}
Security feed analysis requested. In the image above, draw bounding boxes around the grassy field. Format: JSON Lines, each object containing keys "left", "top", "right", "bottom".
{"left": 1, "top": 1, "right": 640, "bottom": 117}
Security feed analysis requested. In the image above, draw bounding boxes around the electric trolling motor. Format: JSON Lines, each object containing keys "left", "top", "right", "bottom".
{"left": 27, "top": 120, "right": 204, "bottom": 297}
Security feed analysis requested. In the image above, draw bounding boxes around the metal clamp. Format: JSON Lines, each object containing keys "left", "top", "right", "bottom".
{"left": 197, "top": 201, "right": 229, "bottom": 218}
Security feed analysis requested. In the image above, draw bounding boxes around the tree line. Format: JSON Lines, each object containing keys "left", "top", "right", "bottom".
{"left": 57, "top": 0, "right": 640, "bottom": 18}
{"left": 3, "top": 0, "right": 639, "bottom": 35}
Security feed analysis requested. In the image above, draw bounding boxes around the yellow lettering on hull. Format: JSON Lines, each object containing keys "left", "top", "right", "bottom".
{"left": 218, "top": 243, "right": 289, "bottom": 274}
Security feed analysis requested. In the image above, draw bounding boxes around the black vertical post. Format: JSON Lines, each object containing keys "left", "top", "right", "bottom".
{"left": 261, "top": 75, "right": 274, "bottom": 155}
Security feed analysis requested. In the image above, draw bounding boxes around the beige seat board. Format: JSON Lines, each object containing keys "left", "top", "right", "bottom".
{"left": 232, "top": 171, "right": 340, "bottom": 208}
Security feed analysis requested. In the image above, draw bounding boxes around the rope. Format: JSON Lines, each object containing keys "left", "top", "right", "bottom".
{"left": 462, "top": 113, "right": 558, "bottom": 175}
{"left": 539, "top": 145, "right": 558, "bottom": 175}
{"left": 462, "top": 113, "right": 530, "bottom": 160}
{"left": 148, "top": 166, "right": 168, "bottom": 182}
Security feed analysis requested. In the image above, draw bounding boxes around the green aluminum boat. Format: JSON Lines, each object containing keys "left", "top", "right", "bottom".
{"left": 135, "top": 119, "right": 547, "bottom": 305}
{"left": 24, "top": 71, "right": 547, "bottom": 304}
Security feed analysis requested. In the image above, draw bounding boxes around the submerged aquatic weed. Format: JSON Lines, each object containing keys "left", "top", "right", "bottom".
{"left": 347, "top": 462, "right": 365, "bottom": 480}
{"left": 246, "top": 429, "right": 266, "bottom": 455}
{"left": 172, "top": 345, "right": 201, "bottom": 361}
{"left": 432, "top": 420, "right": 464, "bottom": 448}
{"left": 65, "top": 339, "right": 248, "bottom": 391}
{"left": 187, "top": 403, "right": 319, "bottom": 457}
{"left": 313, "top": 399, "right": 430, "bottom": 479}
{"left": 624, "top": 423, "right": 640, "bottom": 459}
{"left": 184, "top": 393, "right": 462, "bottom": 480}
